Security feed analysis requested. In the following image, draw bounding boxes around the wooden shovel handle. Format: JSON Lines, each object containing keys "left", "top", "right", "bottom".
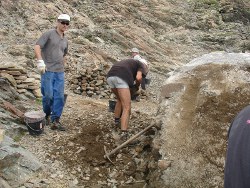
{"left": 104, "top": 121, "right": 156, "bottom": 158}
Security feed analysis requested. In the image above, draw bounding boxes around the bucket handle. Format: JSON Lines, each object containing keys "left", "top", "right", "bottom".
{"left": 25, "top": 120, "right": 45, "bottom": 132}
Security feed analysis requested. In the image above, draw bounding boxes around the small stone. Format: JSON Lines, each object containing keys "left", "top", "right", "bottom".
{"left": 94, "top": 167, "right": 100, "bottom": 171}
{"left": 158, "top": 159, "right": 171, "bottom": 170}
{"left": 72, "top": 178, "right": 78, "bottom": 185}
{"left": 50, "top": 174, "right": 57, "bottom": 178}
{"left": 117, "top": 154, "right": 122, "bottom": 159}
{"left": 83, "top": 177, "right": 90, "bottom": 181}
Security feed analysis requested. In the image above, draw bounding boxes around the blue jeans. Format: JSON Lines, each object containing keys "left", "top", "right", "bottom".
{"left": 41, "top": 71, "right": 65, "bottom": 122}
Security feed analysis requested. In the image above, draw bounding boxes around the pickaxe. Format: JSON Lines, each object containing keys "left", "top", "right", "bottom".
{"left": 104, "top": 120, "right": 161, "bottom": 163}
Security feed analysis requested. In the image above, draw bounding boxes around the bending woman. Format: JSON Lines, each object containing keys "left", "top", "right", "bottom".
{"left": 107, "top": 59, "right": 147, "bottom": 131}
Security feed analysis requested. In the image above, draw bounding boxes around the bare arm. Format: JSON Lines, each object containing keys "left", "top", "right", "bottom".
{"left": 34, "top": 45, "right": 42, "bottom": 60}
{"left": 135, "top": 71, "right": 142, "bottom": 86}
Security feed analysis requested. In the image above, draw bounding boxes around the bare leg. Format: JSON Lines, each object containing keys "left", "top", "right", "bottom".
{"left": 117, "top": 88, "right": 131, "bottom": 131}
{"left": 111, "top": 88, "right": 122, "bottom": 118}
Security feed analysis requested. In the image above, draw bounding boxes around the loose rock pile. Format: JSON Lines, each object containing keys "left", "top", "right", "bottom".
{"left": 67, "top": 65, "right": 112, "bottom": 99}
{"left": 66, "top": 65, "right": 150, "bottom": 100}
{"left": 0, "top": 63, "right": 42, "bottom": 98}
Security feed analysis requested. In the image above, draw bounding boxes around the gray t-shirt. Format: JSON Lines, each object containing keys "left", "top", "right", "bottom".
{"left": 224, "top": 105, "right": 250, "bottom": 188}
{"left": 36, "top": 29, "right": 68, "bottom": 72}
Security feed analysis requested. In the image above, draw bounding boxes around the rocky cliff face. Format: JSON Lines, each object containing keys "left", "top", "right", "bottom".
{"left": 0, "top": 0, "right": 249, "bottom": 68}
{"left": 0, "top": 0, "right": 249, "bottom": 97}
{"left": 0, "top": 0, "right": 249, "bottom": 187}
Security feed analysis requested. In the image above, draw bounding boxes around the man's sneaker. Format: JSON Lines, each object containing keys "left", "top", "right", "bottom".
{"left": 51, "top": 120, "right": 66, "bottom": 131}
{"left": 50, "top": 122, "right": 58, "bottom": 130}
{"left": 54, "top": 119, "right": 66, "bottom": 131}
{"left": 57, "top": 122, "right": 66, "bottom": 131}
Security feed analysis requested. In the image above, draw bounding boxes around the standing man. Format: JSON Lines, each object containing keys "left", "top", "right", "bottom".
{"left": 34, "top": 14, "right": 70, "bottom": 131}
{"left": 224, "top": 105, "right": 250, "bottom": 187}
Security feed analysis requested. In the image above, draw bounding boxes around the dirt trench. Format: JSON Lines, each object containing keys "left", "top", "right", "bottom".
{"left": 20, "top": 94, "right": 164, "bottom": 187}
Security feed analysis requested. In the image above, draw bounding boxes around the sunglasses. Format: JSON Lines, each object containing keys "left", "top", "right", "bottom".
{"left": 60, "top": 21, "right": 69, "bottom": 26}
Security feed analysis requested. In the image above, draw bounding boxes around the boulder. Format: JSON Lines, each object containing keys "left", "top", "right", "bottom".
{"left": 158, "top": 52, "right": 250, "bottom": 187}
{"left": 0, "top": 136, "right": 43, "bottom": 187}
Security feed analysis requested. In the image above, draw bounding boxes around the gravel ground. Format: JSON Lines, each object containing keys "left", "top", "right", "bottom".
{"left": 18, "top": 85, "right": 163, "bottom": 188}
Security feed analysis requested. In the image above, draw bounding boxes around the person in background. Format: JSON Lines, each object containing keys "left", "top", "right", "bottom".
{"left": 131, "top": 47, "right": 149, "bottom": 70}
{"left": 224, "top": 105, "right": 250, "bottom": 188}
{"left": 106, "top": 59, "right": 147, "bottom": 135}
{"left": 34, "top": 14, "right": 71, "bottom": 131}
{"left": 131, "top": 47, "right": 149, "bottom": 101}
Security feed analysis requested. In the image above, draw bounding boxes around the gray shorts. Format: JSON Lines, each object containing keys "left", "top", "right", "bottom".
{"left": 107, "top": 76, "right": 129, "bottom": 88}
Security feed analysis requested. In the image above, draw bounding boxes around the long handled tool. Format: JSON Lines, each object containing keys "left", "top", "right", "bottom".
{"left": 104, "top": 121, "right": 158, "bottom": 163}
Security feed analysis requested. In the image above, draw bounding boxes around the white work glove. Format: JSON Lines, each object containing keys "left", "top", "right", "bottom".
{"left": 37, "top": 60, "right": 46, "bottom": 74}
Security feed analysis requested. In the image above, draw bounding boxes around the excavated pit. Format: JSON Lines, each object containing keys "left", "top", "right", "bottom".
{"left": 42, "top": 96, "right": 165, "bottom": 187}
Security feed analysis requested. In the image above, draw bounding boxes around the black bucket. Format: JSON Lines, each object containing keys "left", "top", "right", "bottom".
{"left": 108, "top": 100, "right": 116, "bottom": 112}
{"left": 24, "top": 111, "right": 45, "bottom": 136}
{"left": 26, "top": 119, "right": 45, "bottom": 135}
